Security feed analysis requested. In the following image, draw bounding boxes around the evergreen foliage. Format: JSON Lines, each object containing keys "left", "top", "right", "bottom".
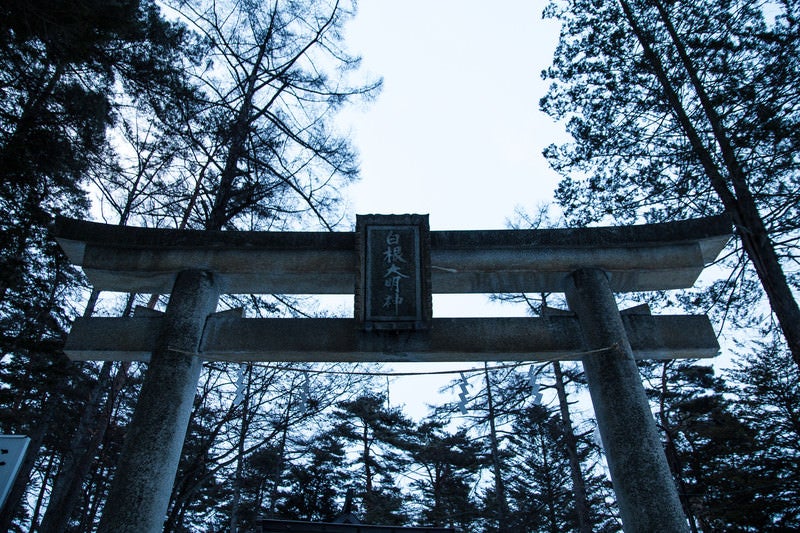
{"left": 5, "top": 0, "right": 799, "bottom": 531}
{"left": 728, "top": 339, "right": 800, "bottom": 530}
{"left": 276, "top": 433, "right": 351, "bottom": 522}
{"left": 540, "top": 2, "right": 800, "bottom": 527}
{"left": 330, "top": 393, "right": 413, "bottom": 525}
{"left": 506, "top": 405, "right": 602, "bottom": 532}
{"left": 407, "top": 421, "right": 484, "bottom": 530}
{"left": 541, "top": 0, "right": 800, "bottom": 367}
{"left": 0, "top": 0, "right": 193, "bottom": 528}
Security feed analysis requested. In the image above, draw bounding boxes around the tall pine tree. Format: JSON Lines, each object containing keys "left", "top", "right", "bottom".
{"left": 541, "top": 0, "right": 800, "bottom": 369}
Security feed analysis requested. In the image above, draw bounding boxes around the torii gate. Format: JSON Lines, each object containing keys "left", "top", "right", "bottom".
{"left": 54, "top": 213, "right": 730, "bottom": 533}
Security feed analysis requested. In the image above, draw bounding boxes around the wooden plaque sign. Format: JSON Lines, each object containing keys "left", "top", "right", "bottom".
{"left": 356, "top": 214, "right": 431, "bottom": 330}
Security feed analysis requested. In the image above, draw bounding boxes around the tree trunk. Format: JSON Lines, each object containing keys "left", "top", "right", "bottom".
{"left": 229, "top": 364, "right": 251, "bottom": 533}
{"left": 38, "top": 360, "right": 113, "bottom": 533}
{"left": 39, "top": 292, "right": 136, "bottom": 533}
{"left": 658, "top": 362, "right": 700, "bottom": 533}
{"left": 207, "top": 39, "right": 268, "bottom": 232}
{"left": 484, "top": 363, "right": 509, "bottom": 533}
{"left": 619, "top": 0, "right": 800, "bottom": 372}
{"left": 29, "top": 449, "right": 56, "bottom": 530}
{"left": 363, "top": 423, "right": 372, "bottom": 494}
{"left": 541, "top": 438, "right": 559, "bottom": 533}
{"left": 267, "top": 419, "right": 289, "bottom": 517}
{"left": 552, "top": 361, "right": 594, "bottom": 533}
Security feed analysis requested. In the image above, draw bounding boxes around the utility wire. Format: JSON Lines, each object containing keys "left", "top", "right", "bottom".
{"left": 183, "top": 344, "right": 617, "bottom": 377}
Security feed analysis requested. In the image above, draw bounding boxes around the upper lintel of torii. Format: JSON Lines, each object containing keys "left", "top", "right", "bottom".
{"left": 53, "top": 214, "right": 731, "bottom": 295}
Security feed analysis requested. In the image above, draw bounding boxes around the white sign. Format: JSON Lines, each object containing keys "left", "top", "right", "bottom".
{"left": 0, "top": 435, "right": 30, "bottom": 509}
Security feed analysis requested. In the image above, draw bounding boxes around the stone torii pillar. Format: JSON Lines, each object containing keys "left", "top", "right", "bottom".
{"left": 566, "top": 268, "right": 686, "bottom": 532}
{"left": 53, "top": 214, "right": 730, "bottom": 533}
{"left": 96, "top": 270, "right": 219, "bottom": 533}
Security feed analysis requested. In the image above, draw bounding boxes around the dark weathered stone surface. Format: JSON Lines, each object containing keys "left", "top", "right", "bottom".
{"left": 355, "top": 214, "right": 432, "bottom": 330}
{"left": 65, "top": 315, "right": 719, "bottom": 362}
{"left": 53, "top": 213, "right": 730, "bottom": 252}
{"left": 52, "top": 215, "right": 731, "bottom": 294}
{"left": 565, "top": 268, "right": 689, "bottom": 533}
{"left": 97, "top": 270, "right": 219, "bottom": 533}
{"left": 53, "top": 215, "right": 730, "bottom": 532}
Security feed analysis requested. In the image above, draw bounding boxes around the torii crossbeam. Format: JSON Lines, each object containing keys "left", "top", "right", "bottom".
{"left": 54, "top": 214, "right": 730, "bottom": 533}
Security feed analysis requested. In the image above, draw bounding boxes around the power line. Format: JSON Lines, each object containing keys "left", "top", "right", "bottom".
{"left": 190, "top": 344, "right": 617, "bottom": 377}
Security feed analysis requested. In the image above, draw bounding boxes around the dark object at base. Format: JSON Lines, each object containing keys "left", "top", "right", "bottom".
{"left": 258, "top": 519, "right": 455, "bottom": 533}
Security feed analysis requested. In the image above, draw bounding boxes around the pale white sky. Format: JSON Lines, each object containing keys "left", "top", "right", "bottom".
{"left": 334, "top": 2, "right": 567, "bottom": 417}
{"left": 342, "top": 1, "right": 565, "bottom": 230}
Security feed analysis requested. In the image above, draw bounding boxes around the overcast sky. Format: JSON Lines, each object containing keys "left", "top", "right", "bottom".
{"left": 341, "top": 1, "right": 566, "bottom": 231}
{"left": 334, "top": 2, "right": 567, "bottom": 417}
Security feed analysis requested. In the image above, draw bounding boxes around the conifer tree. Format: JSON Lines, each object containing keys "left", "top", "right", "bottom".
{"left": 505, "top": 405, "right": 616, "bottom": 533}
{"left": 276, "top": 432, "right": 351, "bottom": 522}
{"left": 407, "top": 420, "right": 484, "bottom": 531}
{"left": 637, "top": 359, "right": 763, "bottom": 531}
{"left": 331, "top": 393, "right": 413, "bottom": 525}
{"left": 0, "top": 1, "right": 196, "bottom": 528}
{"left": 727, "top": 339, "right": 800, "bottom": 529}
{"left": 2, "top": 0, "right": 378, "bottom": 529}
{"left": 541, "top": 0, "right": 800, "bottom": 368}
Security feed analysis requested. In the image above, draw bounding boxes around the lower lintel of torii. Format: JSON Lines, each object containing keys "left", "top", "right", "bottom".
{"left": 65, "top": 312, "right": 718, "bottom": 363}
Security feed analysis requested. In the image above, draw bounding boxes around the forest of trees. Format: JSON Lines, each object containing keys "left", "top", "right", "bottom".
{"left": 0, "top": 0, "right": 798, "bottom": 532}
